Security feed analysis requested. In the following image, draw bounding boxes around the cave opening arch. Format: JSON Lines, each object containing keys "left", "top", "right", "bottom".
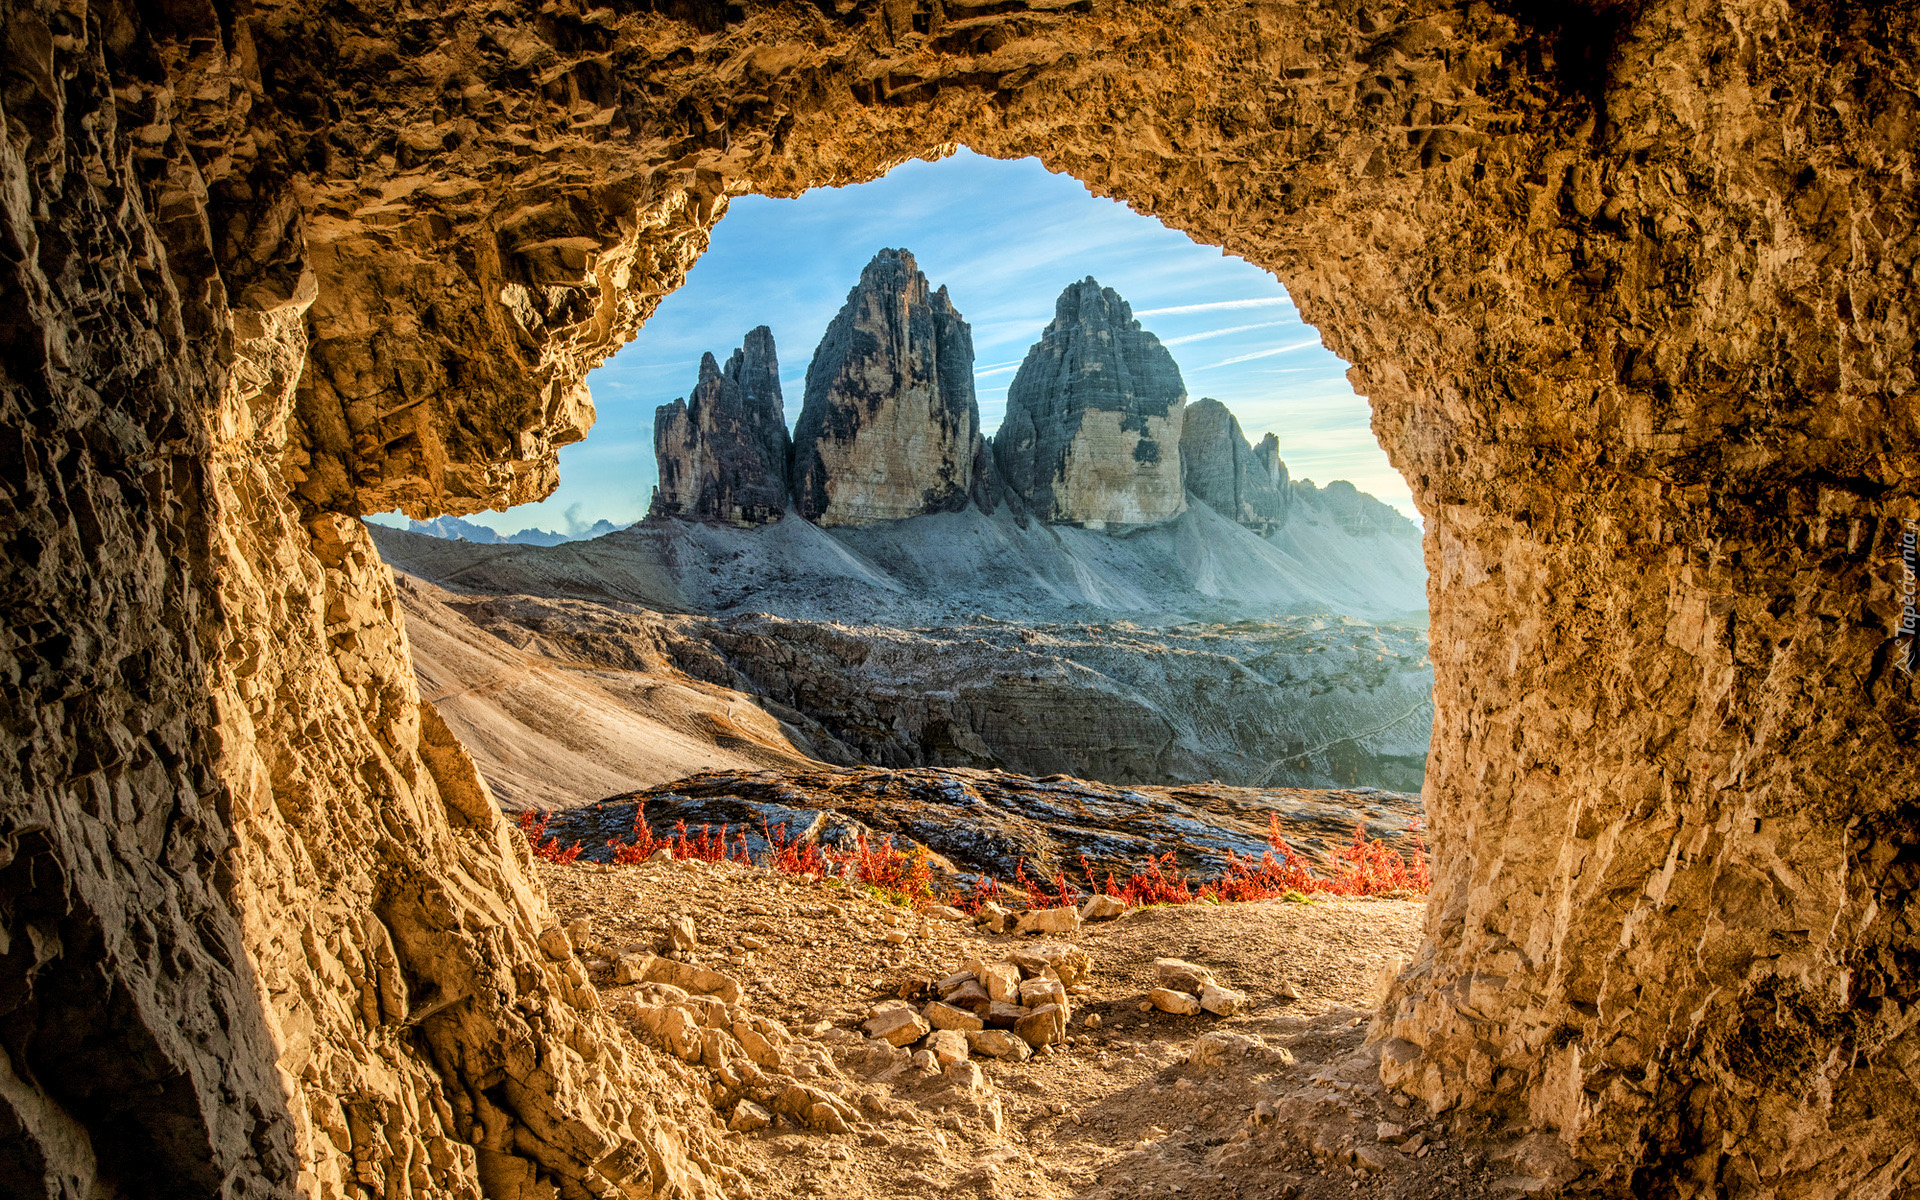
{"left": 4, "top": 0, "right": 1916, "bottom": 1198}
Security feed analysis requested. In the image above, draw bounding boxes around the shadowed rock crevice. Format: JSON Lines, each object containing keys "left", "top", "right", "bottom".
{"left": 3, "top": 0, "right": 1917, "bottom": 1196}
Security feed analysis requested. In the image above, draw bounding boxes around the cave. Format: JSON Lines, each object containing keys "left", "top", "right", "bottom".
{"left": 1, "top": 1, "right": 1915, "bottom": 1197}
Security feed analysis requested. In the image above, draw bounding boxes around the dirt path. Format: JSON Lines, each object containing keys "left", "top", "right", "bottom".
{"left": 537, "top": 857, "right": 1539, "bottom": 1200}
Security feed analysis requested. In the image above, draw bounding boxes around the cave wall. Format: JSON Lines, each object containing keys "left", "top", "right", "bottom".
{"left": 1, "top": 0, "right": 1915, "bottom": 1197}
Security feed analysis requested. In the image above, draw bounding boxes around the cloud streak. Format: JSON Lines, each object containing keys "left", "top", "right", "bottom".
{"left": 1134, "top": 296, "right": 1294, "bottom": 317}
{"left": 1192, "top": 338, "right": 1324, "bottom": 370}
{"left": 1159, "top": 319, "right": 1296, "bottom": 347}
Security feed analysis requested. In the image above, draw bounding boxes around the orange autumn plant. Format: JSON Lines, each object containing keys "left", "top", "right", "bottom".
{"left": 524, "top": 805, "right": 1430, "bottom": 911}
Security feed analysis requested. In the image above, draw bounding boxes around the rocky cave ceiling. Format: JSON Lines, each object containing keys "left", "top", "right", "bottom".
{"left": 0, "top": 0, "right": 1916, "bottom": 1197}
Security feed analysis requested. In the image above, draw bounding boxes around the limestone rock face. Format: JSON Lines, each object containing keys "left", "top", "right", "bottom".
{"left": 792, "top": 249, "right": 983, "bottom": 526}
{"left": 996, "top": 279, "right": 1188, "bottom": 529}
{"left": 1180, "top": 398, "right": 1292, "bottom": 533}
{"left": 650, "top": 327, "right": 791, "bottom": 524}
{"left": 6, "top": 0, "right": 1919, "bottom": 1196}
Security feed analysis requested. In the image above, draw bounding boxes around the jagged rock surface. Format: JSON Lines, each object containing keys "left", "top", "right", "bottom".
{"left": 388, "top": 572, "right": 1434, "bottom": 801}
{"left": 792, "top": 249, "right": 982, "bottom": 526}
{"left": 650, "top": 327, "right": 792, "bottom": 525}
{"left": 996, "top": 279, "right": 1188, "bottom": 529}
{"left": 1181, "top": 397, "right": 1293, "bottom": 533}
{"left": 5, "top": 0, "right": 1918, "bottom": 1196}
{"left": 541, "top": 766, "right": 1425, "bottom": 882}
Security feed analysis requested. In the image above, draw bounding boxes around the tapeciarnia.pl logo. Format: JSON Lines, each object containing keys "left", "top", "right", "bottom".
{"left": 1899, "top": 517, "right": 1918, "bottom": 676}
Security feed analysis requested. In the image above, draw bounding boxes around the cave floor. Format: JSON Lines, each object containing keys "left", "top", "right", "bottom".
{"left": 538, "top": 857, "right": 1526, "bottom": 1199}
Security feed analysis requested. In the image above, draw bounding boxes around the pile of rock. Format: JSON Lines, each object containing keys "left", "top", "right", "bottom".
{"left": 975, "top": 891, "right": 1127, "bottom": 934}
{"left": 1146, "top": 957, "right": 1247, "bottom": 1016}
{"left": 865, "top": 943, "right": 1092, "bottom": 1064}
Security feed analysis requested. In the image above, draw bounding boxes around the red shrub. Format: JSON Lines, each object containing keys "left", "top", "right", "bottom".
{"left": 955, "top": 874, "right": 1003, "bottom": 916}
{"left": 835, "top": 834, "right": 935, "bottom": 903}
{"left": 763, "top": 819, "right": 827, "bottom": 878}
{"left": 1013, "top": 858, "right": 1080, "bottom": 909}
{"left": 516, "top": 811, "right": 584, "bottom": 864}
{"left": 608, "top": 805, "right": 664, "bottom": 864}
{"left": 672, "top": 820, "right": 734, "bottom": 863}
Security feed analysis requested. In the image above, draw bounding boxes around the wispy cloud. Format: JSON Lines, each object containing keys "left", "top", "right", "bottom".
{"left": 974, "top": 363, "right": 1023, "bottom": 378}
{"left": 1160, "top": 319, "right": 1295, "bottom": 347}
{"left": 1192, "top": 339, "right": 1323, "bottom": 370}
{"left": 1135, "top": 297, "right": 1293, "bottom": 317}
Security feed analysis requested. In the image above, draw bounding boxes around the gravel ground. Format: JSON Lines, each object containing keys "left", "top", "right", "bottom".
{"left": 537, "top": 856, "right": 1540, "bottom": 1200}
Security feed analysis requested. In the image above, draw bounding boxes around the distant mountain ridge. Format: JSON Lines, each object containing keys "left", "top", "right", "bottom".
{"left": 406, "top": 515, "right": 620, "bottom": 546}
{"left": 644, "top": 249, "right": 1413, "bottom": 552}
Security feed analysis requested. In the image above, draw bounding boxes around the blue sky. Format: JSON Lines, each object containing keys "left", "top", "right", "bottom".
{"left": 388, "top": 149, "right": 1413, "bottom": 535}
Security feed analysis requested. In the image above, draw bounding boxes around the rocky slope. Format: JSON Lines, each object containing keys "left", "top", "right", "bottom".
{"left": 651, "top": 326, "right": 793, "bottom": 525}
{"left": 373, "top": 496, "right": 1427, "bottom": 627}
{"left": 539, "top": 855, "right": 1466, "bottom": 1200}
{"left": 792, "top": 249, "right": 985, "bottom": 525}
{"left": 996, "top": 278, "right": 1189, "bottom": 529}
{"left": 9, "top": 0, "right": 1916, "bottom": 1196}
{"left": 388, "top": 569, "right": 1432, "bottom": 806}
{"left": 540, "top": 764, "right": 1424, "bottom": 882}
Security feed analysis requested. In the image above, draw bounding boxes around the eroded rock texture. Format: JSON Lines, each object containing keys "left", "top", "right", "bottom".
{"left": 4, "top": 0, "right": 1918, "bottom": 1196}
{"left": 996, "top": 278, "right": 1189, "bottom": 529}
{"left": 1181, "top": 397, "right": 1293, "bottom": 534}
{"left": 792, "top": 248, "right": 983, "bottom": 526}
{"left": 650, "top": 327, "right": 792, "bottom": 524}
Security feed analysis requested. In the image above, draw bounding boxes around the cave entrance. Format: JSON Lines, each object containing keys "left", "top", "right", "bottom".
{"left": 366, "top": 148, "right": 1436, "bottom": 811}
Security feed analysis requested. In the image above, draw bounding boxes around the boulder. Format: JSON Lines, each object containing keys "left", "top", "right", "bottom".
{"left": 1154, "top": 958, "right": 1216, "bottom": 994}
{"left": 1013, "top": 906, "right": 1081, "bottom": 937}
{"left": 631, "top": 957, "right": 744, "bottom": 1006}
{"left": 966, "top": 1029, "right": 1032, "bottom": 1061}
{"left": 1080, "top": 893, "right": 1126, "bottom": 921}
{"left": 978, "top": 901, "right": 1014, "bottom": 933}
{"left": 1199, "top": 981, "right": 1248, "bottom": 1016}
{"left": 1150, "top": 988, "right": 1202, "bottom": 1015}
{"left": 985, "top": 1001, "right": 1030, "bottom": 1029}
{"left": 1014, "top": 1003, "right": 1068, "bottom": 1048}
{"left": 923, "top": 1001, "right": 985, "bottom": 1032}
{"left": 1189, "top": 1030, "right": 1261, "bottom": 1067}
{"left": 728, "top": 1100, "right": 772, "bottom": 1132}
{"left": 1019, "top": 976, "right": 1067, "bottom": 1010}
{"left": 926, "top": 1028, "right": 970, "bottom": 1067}
{"left": 942, "top": 979, "right": 992, "bottom": 1012}
{"left": 537, "top": 926, "right": 573, "bottom": 962}
{"left": 1008, "top": 944, "right": 1090, "bottom": 988}
{"left": 664, "top": 914, "right": 697, "bottom": 952}
{"left": 864, "top": 1005, "right": 932, "bottom": 1047}
{"left": 966, "top": 958, "right": 1022, "bottom": 1003}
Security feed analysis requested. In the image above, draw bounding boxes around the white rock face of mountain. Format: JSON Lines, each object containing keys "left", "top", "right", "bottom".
{"left": 995, "top": 278, "right": 1188, "bottom": 529}
{"left": 790, "top": 249, "right": 985, "bottom": 526}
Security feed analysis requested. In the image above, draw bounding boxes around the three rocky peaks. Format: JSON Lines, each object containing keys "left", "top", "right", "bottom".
{"left": 649, "top": 248, "right": 1301, "bottom": 535}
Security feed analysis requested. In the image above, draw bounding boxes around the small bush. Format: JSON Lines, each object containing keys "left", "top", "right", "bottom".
{"left": 562, "top": 798, "right": 1433, "bottom": 915}
{"left": 516, "top": 811, "right": 584, "bottom": 864}
{"left": 838, "top": 834, "right": 936, "bottom": 904}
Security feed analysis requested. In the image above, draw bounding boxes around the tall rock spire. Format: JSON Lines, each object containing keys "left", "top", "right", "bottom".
{"left": 648, "top": 326, "right": 791, "bottom": 525}
{"left": 1179, "top": 397, "right": 1291, "bottom": 533}
{"left": 994, "top": 278, "right": 1187, "bottom": 529}
{"left": 791, "top": 248, "right": 985, "bottom": 526}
